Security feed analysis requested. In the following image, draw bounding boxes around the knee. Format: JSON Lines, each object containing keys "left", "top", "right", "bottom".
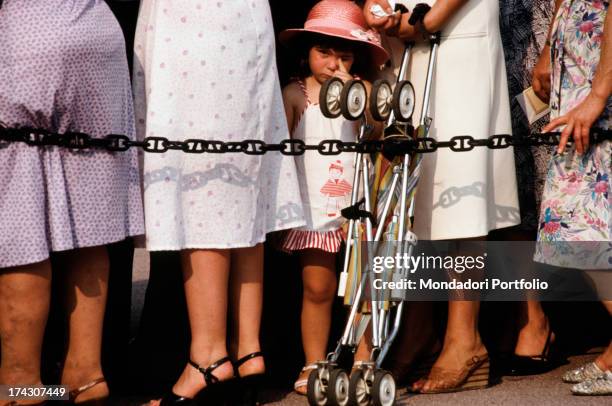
{"left": 303, "top": 279, "right": 337, "bottom": 304}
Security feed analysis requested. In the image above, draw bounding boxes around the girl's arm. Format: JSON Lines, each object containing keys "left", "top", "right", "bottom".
{"left": 282, "top": 84, "right": 299, "bottom": 135}
{"left": 543, "top": 8, "right": 611, "bottom": 154}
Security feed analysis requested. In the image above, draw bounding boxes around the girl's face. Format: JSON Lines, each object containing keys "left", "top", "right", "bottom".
{"left": 308, "top": 45, "right": 355, "bottom": 83}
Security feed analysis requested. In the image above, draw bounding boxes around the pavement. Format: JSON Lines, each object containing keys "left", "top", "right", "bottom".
{"left": 128, "top": 249, "right": 609, "bottom": 405}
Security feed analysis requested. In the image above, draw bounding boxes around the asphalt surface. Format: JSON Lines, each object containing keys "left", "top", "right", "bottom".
{"left": 128, "top": 249, "right": 608, "bottom": 406}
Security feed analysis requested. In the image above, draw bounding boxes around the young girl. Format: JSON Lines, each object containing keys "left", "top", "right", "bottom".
{"left": 279, "top": 0, "right": 389, "bottom": 395}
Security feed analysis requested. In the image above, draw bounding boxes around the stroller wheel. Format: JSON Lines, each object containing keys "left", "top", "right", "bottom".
{"left": 370, "top": 79, "right": 393, "bottom": 122}
{"left": 348, "top": 369, "right": 370, "bottom": 406}
{"left": 392, "top": 80, "right": 416, "bottom": 122}
{"left": 340, "top": 79, "right": 367, "bottom": 120}
{"left": 307, "top": 366, "right": 329, "bottom": 406}
{"left": 371, "top": 370, "right": 396, "bottom": 406}
{"left": 328, "top": 369, "right": 350, "bottom": 406}
{"left": 320, "top": 77, "right": 344, "bottom": 118}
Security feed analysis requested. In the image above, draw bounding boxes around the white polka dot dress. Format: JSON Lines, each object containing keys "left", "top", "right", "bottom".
{"left": 133, "top": 0, "right": 305, "bottom": 250}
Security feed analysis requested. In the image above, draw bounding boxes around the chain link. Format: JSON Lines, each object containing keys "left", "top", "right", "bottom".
{"left": 0, "top": 126, "right": 609, "bottom": 156}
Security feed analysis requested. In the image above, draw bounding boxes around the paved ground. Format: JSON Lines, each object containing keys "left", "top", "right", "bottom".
{"left": 128, "top": 249, "right": 608, "bottom": 405}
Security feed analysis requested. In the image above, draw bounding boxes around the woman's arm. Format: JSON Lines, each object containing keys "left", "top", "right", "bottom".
{"left": 543, "top": 8, "right": 611, "bottom": 154}
{"left": 420, "top": 0, "right": 468, "bottom": 34}
{"left": 363, "top": 0, "right": 469, "bottom": 40}
{"left": 532, "top": 0, "right": 565, "bottom": 102}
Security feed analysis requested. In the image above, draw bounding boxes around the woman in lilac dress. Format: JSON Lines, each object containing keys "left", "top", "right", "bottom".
{"left": 0, "top": 1, "right": 143, "bottom": 403}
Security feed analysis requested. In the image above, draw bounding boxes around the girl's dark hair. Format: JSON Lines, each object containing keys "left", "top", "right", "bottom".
{"left": 288, "top": 33, "right": 374, "bottom": 80}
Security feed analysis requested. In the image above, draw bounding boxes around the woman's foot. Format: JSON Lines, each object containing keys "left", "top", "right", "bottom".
{"left": 149, "top": 355, "right": 234, "bottom": 405}
{"left": 294, "top": 363, "right": 318, "bottom": 395}
{"left": 571, "top": 371, "right": 612, "bottom": 395}
{"left": 61, "top": 368, "right": 109, "bottom": 404}
{"left": 508, "top": 318, "right": 559, "bottom": 376}
{"left": 412, "top": 337, "right": 488, "bottom": 393}
{"left": 514, "top": 317, "right": 555, "bottom": 357}
{"left": 234, "top": 351, "right": 265, "bottom": 377}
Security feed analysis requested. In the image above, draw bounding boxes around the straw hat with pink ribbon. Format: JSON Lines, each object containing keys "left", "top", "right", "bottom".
{"left": 279, "top": 0, "right": 390, "bottom": 67}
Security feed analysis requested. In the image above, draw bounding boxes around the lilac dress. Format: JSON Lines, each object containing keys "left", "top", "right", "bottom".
{"left": 0, "top": 0, "right": 144, "bottom": 268}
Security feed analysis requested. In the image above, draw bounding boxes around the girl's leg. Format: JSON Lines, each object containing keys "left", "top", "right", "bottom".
{"left": 56, "top": 246, "right": 110, "bottom": 403}
{"left": 164, "top": 249, "right": 234, "bottom": 400}
{"left": 229, "top": 243, "right": 265, "bottom": 377}
{"left": 353, "top": 325, "right": 372, "bottom": 363}
{"left": 0, "top": 261, "right": 51, "bottom": 406}
{"left": 296, "top": 249, "right": 337, "bottom": 394}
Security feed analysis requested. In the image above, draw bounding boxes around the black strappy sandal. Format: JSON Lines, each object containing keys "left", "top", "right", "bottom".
{"left": 160, "top": 356, "right": 234, "bottom": 405}
{"left": 508, "top": 328, "right": 562, "bottom": 376}
{"left": 232, "top": 352, "right": 265, "bottom": 406}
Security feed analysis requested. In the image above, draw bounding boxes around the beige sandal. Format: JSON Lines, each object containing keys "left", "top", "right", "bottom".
{"left": 65, "top": 377, "right": 108, "bottom": 405}
{"left": 415, "top": 354, "right": 490, "bottom": 394}
{"left": 294, "top": 363, "right": 318, "bottom": 395}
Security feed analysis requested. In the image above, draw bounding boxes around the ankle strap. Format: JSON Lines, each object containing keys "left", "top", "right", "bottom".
{"left": 233, "top": 351, "right": 264, "bottom": 377}
{"left": 69, "top": 377, "right": 106, "bottom": 400}
{"left": 235, "top": 351, "right": 264, "bottom": 368}
{"left": 189, "top": 356, "right": 231, "bottom": 386}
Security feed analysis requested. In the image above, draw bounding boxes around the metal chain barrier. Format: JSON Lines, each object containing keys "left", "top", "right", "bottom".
{"left": 0, "top": 126, "right": 610, "bottom": 156}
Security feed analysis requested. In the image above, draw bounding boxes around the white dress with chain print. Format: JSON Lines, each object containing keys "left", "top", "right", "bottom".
{"left": 133, "top": 0, "right": 305, "bottom": 250}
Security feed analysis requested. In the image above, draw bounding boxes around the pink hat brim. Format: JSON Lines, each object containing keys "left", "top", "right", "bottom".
{"left": 279, "top": 28, "right": 390, "bottom": 67}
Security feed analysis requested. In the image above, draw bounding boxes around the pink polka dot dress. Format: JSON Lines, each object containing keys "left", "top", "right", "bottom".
{"left": 133, "top": 0, "right": 305, "bottom": 250}
{"left": 0, "top": 0, "right": 145, "bottom": 268}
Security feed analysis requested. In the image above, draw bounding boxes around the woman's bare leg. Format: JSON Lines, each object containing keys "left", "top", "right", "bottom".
{"left": 158, "top": 249, "right": 234, "bottom": 402}
{"left": 229, "top": 244, "right": 265, "bottom": 377}
{"left": 514, "top": 300, "right": 554, "bottom": 356}
{"left": 418, "top": 300, "right": 486, "bottom": 392}
{"left": 594, "top": 301, "right": 612, "bottom": 371}
{"left": 418, "top": 238, "right": 487, "bottom": 392}
{"left": 0, "top": 261, "right": 51, "bottom": 406}
{"left": 56, "top": 246, "right": 110, "bottom": 403}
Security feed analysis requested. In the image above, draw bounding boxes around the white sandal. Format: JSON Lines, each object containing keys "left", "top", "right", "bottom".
{"left": 294, "top": 363, "right": 318, "bottom": 395}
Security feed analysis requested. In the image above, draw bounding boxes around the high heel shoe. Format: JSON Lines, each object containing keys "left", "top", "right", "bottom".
{"left": 414, "top": 353, "right": 490, "bottom": 394}
{"left": 232, "top": 352, "right": 265, "bottom": 406}
{"left": 508, "top": 328, "right": 561, "bottom": 376}
{"left": 159, "top": 356, "right": 233, "bottom": 406}
{"left": 63, "top": 377, "right": 108, "bottom": 405}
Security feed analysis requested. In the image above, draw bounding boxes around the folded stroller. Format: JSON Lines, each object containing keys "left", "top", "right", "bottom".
{"left": 307, "top": 4, "right": 441, "bottom": 406}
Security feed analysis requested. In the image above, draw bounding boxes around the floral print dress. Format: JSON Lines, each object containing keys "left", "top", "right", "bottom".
{"left": 535, "top": 0, "right": 611, "bottom": 269}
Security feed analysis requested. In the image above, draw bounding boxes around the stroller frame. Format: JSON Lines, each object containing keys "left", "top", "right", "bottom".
{"left": 307, "top": 30, "right": 441, "bottom": 406}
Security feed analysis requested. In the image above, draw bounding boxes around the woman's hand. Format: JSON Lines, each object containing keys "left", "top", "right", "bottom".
{"left": 543, "top": 92, "right": 608, "bottom": 154}
{"left": 363, "top": 0, "right": 401, "bottom": 34}
{"left": 532, "top": 47, "right": 552, "bottom": 103}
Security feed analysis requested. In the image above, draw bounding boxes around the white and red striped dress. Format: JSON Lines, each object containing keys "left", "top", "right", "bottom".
{"left": 282, "top": 80, "right": 359, "bottom": 253}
